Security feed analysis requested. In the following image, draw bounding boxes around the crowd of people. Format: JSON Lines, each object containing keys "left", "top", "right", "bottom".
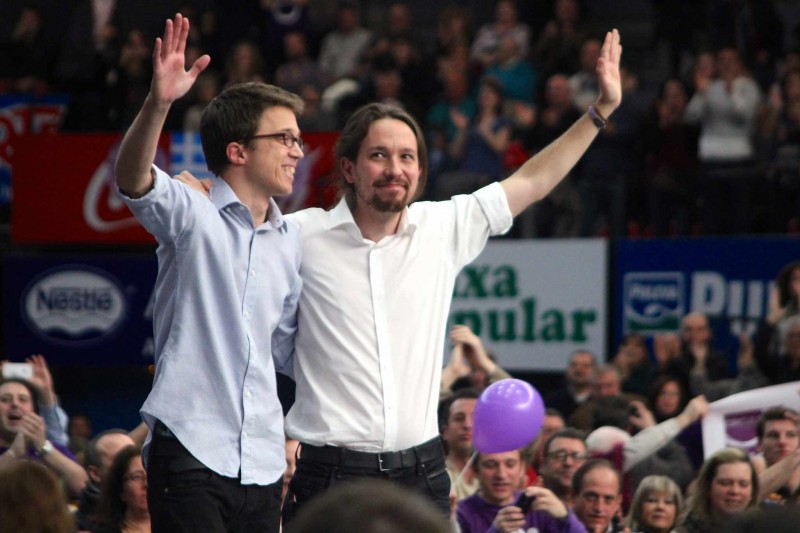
{"left": 3, "top": 2, "right": 800, "bottom": 532}
{"left": 4, "top": 0, "right": 800, "bottom": 236}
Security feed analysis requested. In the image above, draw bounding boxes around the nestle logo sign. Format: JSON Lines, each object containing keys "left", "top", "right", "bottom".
{"left": 623, "top": 272, "right": 685, "bottom": 333}
{"left": 23, "top": 268, "right": 126, "bottom": 346}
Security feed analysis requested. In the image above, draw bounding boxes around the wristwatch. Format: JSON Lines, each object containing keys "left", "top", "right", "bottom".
{"left": 587, "top": 105, "right": 608, "bottom": 129}
{"left": 37, "top": 439, "right": 53, "bottom": 457}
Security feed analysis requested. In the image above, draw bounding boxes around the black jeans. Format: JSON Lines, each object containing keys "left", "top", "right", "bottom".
{"left": 146, "top": 423, "right": 282, "bottom": 533}
{"left": 282, "top": 438, "right": 451, "bottom": 525}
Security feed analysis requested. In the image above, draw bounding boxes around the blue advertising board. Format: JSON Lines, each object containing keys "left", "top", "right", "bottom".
{"left": 614, "top": 236, "right": 800, "bottom": 369}
{"left": 3, "top": 253, "right": 157, "bottom": 365}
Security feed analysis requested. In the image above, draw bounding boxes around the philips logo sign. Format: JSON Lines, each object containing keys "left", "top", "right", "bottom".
{"left": 23, "top": 268, "right": 126, "bottom": 346}
{"left": 623, "top": 272, "right": 685, "bottom": 333}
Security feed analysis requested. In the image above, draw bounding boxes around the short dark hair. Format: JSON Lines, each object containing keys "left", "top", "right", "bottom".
{"left": 200, "top": 82, "right": 304, "bottom": 176}
{"left": 0, "top": 378, "right": 40, "bottom": 414}
{"left": 543, "top": 428, "right": 586, "bottom": 456}
{"left": 572, "top": 458, "right": 621, "bottom": 495}
{"left": 334, "top": 103, "right": 428, "bottom": 205}
{"left": 757, "top": 406, "right": 799, "bottom": 441}
{"left": 438, "top": 387, "right": 480, "bottom": 430}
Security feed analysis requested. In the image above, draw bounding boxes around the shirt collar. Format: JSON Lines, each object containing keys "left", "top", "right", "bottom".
{"left": 326, "top": 197, "right": 417, "bottom": 237}
{"left": 210, "top": 178, "right": 287, "bottom": 232}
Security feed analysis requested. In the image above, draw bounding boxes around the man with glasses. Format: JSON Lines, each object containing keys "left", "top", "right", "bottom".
{"left": 539, "top": 428, "right": 589, "bottom": 505}
{"left": 114, "top": 15, "right": 303, "bottom": 532}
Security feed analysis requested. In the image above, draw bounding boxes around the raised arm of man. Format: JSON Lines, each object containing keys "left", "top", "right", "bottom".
{"left": 500, "top": 29, "right": 622, "bottom": 217}
{"left": 114, "top": 14, "right": 209, "bottom": 198}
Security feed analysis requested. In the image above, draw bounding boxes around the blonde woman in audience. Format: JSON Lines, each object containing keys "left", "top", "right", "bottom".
{"left": 626, "top": 475, "right": 683, "bottom": 533}
{"left": 0, "top": 459, "right": 74, "bottom": 533}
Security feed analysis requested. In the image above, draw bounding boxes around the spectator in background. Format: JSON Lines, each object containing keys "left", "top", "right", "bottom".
{"left": 568, "top": 38, "right": 602, "bottom": 111}
{"left": 644, "top": 78, "right": 700, "bottom": 237}
{"left": 426, "top": 67, "right": 476, "bottom": 186}
{"left": 483, "top": 35, "right": 537, "bottom": 105}
{"left": 754, "top": 407, "right": 800, "bottom": 504}
{"left": 0, "top": 378, "right": 88, "bottom": 496}
{"left": 531, "top": 0, "right": 586, "bottom": 82}
{"left": 317, "top": 1, "right": 372, "bottom": 83}
{"left": 0, "top": 459, "right": 75, "bottom": 533}
{"left": 539, "top": 428, "right": 588, "bottom": 505}
{"left": 625, "top": 475, "right": 684, "bottom": 533}
{"left": 274, "top": 31, "right": 324, "bottom": 96}
{"left": 571, "top": 459, "right": 623, "bottom": 533}
{"left": 544, "top": 350, "right": 597, "bottom": 420}
{"left": 440, "top": 324, "right": 511, "bottom": 399}
{"left": 457, "top": 448, "right": 585, "bottom": 533}
{"left": 296, "top": 83, "right": 337, "bottom": 132}
{"left": 613, "top": 333, "right": 657, "bottom": 397}
{"left": 760, "top": 70, "right": 800, "bottom": 232}
{"left": 679, "top": 448, "right": 758, "bottom": 533}
{"left": 223, "top": 40, "right": 267, "bottom": 88}
{"left": 76, "top": 429, "right": 137, "bottom": 532}
{"left": 470, "top": 0, "right": 531, "bottom": 71}
{"left": 759, "top": 263, "right": 800, "bottom": 359}
{"left": 182, "top": 69, "right": 221, "bottom": 131}
{"left": 439, "top": 388, "right": 480, "bottom": 500}
{"left": 515, "top": 73, "right": 584, "bottom": 238}
{"left": 91, "top": 445, "right": 150, "bottom": 533}
{"left": 445, "top": 76, "right": 512, "bottom": 194}
{"left": 659, "top": 312, "right": 731, "bottom": 394}
{"left": 647, "top": 374, "right": 688, "bottom": 423}
{"left": 521, "top": 408, "right": 565, "bottom": 486}
{"left": 684, "top": 47, "right": 762, "bottom": 235}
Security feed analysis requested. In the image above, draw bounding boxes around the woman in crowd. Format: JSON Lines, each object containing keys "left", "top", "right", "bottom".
{"left": 0, "top": 459, "right": 74, "bottom": 533}
{"left": 626, "top": 475, "right": 683, "bottom": 533}
{"left": 92, "top": 445, "right": 150, "bottom": 533}
{"left": 678, "top": 448, "right": 758, "bottom": 533}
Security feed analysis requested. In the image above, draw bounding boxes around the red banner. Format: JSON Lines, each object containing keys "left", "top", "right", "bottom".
{"left": 11, "top": 131, "right": 338, "bottom": 244}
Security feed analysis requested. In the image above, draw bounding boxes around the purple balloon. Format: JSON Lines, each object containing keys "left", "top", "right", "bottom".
{"left": 473, "top": 378, "right": 545, "bottom": 454}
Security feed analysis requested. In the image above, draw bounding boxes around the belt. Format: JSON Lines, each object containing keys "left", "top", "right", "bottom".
{"left": 299, "top": 437, "right": 444, "bottom": 472}
{"left": 151, "top": 420, "right": 207, "bottom": 472}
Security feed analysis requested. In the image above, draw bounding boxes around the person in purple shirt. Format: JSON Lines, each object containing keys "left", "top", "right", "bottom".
{"left": 457, "top": 448, "right": 587, "bottom": 533}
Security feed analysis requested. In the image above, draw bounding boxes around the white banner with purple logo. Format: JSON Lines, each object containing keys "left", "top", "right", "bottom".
{"left": 702, "top": 381, "right": 800, "bottom": 458}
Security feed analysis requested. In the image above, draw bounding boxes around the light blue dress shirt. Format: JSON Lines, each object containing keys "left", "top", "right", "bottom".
{"left": 122, "top": 166, "right": 301, "bottom": 485}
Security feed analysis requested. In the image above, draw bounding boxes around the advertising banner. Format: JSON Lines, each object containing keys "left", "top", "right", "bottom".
{"left": 448, "top": 239, "right": 607, "bottom": 371}
{"left": 10, "top": 131, "right": 338, "bottom": 244}
{"left": 614, "top": 237, "right": 800, "bottom": 367}
{"left": 3, "top": 254, "right": 157, "bottom": 365}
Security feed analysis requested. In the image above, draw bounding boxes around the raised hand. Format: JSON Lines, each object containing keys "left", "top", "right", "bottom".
{"left": 26, "top": 354, "right": 55, "bottom": 406}
{"left": 151, "top": 13, "right": 210, "bottom": 106}
{"left": 595, "top": 29, "right": 622, "bottom": 113}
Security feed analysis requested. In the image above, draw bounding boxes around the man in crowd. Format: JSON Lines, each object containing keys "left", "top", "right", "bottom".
{"left": 572, "top": 459, "right": 623, "bottom": 533}
{"left": 539, "top": 428, "right": 588, "bottom": 505}
{"left": 545, "top": 351, "right": 598, "bottom": 420}
{"left": 76, "top": 429, "right": 137, "bottom": 530}
{"left": 757, "top": 407, "right": 800, "bottom": 503}
{"left": 440, "top": 388, "right": 480, "bottom": 500}
{"left": 457, "top": 448, "right": 586, "bottom": 533}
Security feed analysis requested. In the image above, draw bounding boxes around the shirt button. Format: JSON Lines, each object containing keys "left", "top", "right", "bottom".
{"left": 245, "top": 390, "right": 252, "bottom": 399}
{"left": 243, "top": 431, "right": 248, "bottom": 439}
{"left": 244, "top": 311, "right": 250, "bottom": 319}
{"left": 250, "top": 270, "right": 256, "bottom": 277}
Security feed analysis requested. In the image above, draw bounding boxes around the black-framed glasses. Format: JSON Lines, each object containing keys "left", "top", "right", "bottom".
{"left": 546, "top": 450, "right": 589, "bottom": 463}
{"left": 242, "top": 132, "right": 304, "bottom": 149}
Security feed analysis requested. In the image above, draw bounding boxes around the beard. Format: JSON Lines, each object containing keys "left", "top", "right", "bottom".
{"left": 357, "top": 179, "right": 412, "bottom": 213}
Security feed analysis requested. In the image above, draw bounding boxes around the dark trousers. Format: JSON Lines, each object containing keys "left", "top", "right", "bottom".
{"left": 282, "top": 437, "right": 451, "bottom": 525}
{"left": 146, "top": 423, "right": 282, "bottom": 533}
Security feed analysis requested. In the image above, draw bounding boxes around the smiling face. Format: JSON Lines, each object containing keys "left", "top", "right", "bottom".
{"left": 0, "top": 381, "right": 34, "bottom": 442}
{"left": 242, "top": 106, "right": 303, "bottom": 198}
{"left": 709, "top": 462, "right": 753, "bottom": 519}
{"left": 342, "top": 117, "right": 421, "bottom": 215}
{"left": 474, "top": 450, "right": 525, "bottom": 505}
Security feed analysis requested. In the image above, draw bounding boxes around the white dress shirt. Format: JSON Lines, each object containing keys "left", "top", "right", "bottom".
{"left": 285, "top": 182, "right": 512, "bottom": 451}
